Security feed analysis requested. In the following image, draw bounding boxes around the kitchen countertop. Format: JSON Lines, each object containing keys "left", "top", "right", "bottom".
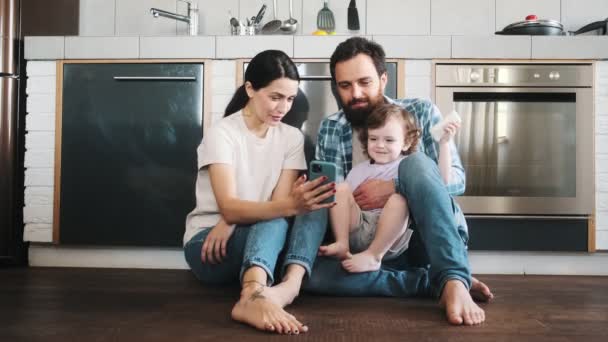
{"left": 25, "top": 35, "right": 608, "bottom": 60}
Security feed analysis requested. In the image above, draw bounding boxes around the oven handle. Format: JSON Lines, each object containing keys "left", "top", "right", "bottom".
{"left": 465, "top": 215, "right": 588, "bottom": 220}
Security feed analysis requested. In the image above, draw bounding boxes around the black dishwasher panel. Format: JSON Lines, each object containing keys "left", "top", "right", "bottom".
{"left": 60, "top": 63, "right": 203, "bottom": 246}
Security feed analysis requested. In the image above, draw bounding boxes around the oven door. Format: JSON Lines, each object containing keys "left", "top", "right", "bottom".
{"left": 436, "top": 87, "right": 593, "bottom": 215}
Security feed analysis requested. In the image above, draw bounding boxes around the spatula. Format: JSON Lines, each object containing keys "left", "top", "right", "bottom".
{"left": 317, "top": 0, "right": 335, "bottom": 33}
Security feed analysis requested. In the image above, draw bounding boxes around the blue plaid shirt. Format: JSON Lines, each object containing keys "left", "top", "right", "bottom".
{"left": 315, "top": 97, "right": 466, "bottom": 196}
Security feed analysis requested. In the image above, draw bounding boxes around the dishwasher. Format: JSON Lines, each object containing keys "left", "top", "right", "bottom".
{"left": 57, "top": 63, "right": 203, "bottom": 246}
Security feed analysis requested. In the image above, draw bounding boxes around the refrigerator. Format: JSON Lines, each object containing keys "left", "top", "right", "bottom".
{"left": 0, "top": 0, "right": 26, "bottom": 266}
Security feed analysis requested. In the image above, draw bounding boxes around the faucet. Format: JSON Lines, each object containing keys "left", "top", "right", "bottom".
{"left": 150, "top": 0, "right": 199, "bottom": 36}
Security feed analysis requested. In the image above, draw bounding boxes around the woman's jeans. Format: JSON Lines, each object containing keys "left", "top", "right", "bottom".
{"left": 302, "top": 152, "right": 470, "bottom": 298}
{"left": 184, "top": 214, "right": 326, "bottom": 286}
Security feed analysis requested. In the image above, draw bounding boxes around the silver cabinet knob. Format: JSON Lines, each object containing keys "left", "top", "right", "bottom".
{"left": 470, "top": 71, "right": 481, "bottom": 81}
{"left": 549, "top": 71, "right": 561, "bottom": 80}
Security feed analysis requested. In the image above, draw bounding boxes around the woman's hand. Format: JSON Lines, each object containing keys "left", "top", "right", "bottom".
{"left": 439, "top": 121, "right": 461, "bottom": 144}
{"left": 288, "top": 174, "right": 336, "bottom": 215}
{"left": 201, "top": 219, "right": 236, "bottom": 264}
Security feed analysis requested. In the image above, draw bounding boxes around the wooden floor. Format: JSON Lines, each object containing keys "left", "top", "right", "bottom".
{"left": 1, "top": 268, "right": 608, "bottom": 342}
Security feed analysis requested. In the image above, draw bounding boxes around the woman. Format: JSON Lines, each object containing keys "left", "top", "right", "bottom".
{"left": 183, "top": 50, "right": 335, "bottom": 335}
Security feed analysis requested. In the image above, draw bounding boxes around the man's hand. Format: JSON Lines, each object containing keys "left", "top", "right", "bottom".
{"left": 353, "top": 179, "right": 395, "bottom": 210}
{"left": 201, "top": 220, "right": 236, "bottom": 264}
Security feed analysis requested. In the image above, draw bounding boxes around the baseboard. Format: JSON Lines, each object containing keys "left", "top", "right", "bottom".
{"left": 28, "top": 244, "right": 608, "bottom": 275}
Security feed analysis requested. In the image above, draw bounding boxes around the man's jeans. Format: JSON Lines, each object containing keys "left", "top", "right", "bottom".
{"left": 294, "top": 152, "right": 471, "bottom": 298}
{"left": 183, "top": 214, "right": 328, "bottom": 286}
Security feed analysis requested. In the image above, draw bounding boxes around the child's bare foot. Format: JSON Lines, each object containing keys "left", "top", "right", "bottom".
{"left": 341, "top": 251, "right": 381, "bottom": 273}
{"left": 231, "top": 283, "right": 308, "bottom": 334}
{"left": 318, "top": 241, "right": 349, "bottom": 259}
{"left": 470, "top": 277, "right": 494, "bottom": 302}
{"left": 439, "top": 279, "right": 486, "bottom": 325}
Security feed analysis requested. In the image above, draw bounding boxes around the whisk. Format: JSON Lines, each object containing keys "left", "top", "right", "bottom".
{"left": 316, "top": 0, "right": 335, "bottom": 32}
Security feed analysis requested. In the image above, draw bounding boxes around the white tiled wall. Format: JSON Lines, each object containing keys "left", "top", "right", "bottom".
{"left": 79, "top": 0, "right": 608, "bottom": 37}
{"left": 23, "top": 61, "right": 56, "bottom": 242}
{"left": 596, "top": 61, "right": 608, "bottom": 250}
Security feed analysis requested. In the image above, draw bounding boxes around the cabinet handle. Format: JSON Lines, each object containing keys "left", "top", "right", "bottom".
{"left": 300, "top": 76, "right": 332, "bottom": 80}
{"left": 113, "top": 76, "right": 197, "bottom": 81}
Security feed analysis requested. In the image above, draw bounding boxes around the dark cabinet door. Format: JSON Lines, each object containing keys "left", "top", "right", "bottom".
{"left": 60, "top": 63, "right": 203, "bottom": 246}
{"left": 21, "top": 0, "right": 79, "bottom": 36}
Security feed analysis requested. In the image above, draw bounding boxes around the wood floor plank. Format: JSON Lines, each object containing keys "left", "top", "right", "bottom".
{"left": 1, "top": 268, "right": 607, "bottom": 341}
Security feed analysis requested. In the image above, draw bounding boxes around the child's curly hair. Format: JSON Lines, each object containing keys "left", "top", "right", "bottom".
{"left": 358, "top": 103, "right": 421, "bottom": 160}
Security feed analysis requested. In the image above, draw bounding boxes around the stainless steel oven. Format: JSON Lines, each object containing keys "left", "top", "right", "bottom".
{"left": 435, "top": 63, "right": 594, "bottom": 216}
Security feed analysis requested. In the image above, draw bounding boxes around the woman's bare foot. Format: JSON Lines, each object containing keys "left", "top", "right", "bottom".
{"left": 470, "top": 277, "right": 494, "bottom": 302}
{"left": 264, "top": 278, "right": 301, "bottom": 308}
{"left": 439, "top": 279, "right": 486, "bottom": 325}
{"left": 318, "top": 241, "right": 349, "bottom": 259}
{"left": 231, "top": 283, "right": 308, "bottom": 334}
{"left": 341, "top": 251, "right": 381, "bottom": 273}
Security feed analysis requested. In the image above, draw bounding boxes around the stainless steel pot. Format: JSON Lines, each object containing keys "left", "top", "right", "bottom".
{"left": 496, "top": 17, "right": 565, "bottom": 35}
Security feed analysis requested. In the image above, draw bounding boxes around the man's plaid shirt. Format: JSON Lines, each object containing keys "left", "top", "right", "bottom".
{"left": 315, "top": 97, "right": 466, "bottom": 196}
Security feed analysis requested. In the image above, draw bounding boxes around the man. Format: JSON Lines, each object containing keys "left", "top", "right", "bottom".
{"left": 298, "top": 37, "right": 493, "bottom": 325}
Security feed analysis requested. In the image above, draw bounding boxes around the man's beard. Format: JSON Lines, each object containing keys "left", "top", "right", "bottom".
{"left": 342, "top": 92, "right": 384, "bottom": 128}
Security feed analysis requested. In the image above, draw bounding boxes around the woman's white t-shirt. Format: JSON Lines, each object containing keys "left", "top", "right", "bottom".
{"left": 183, "top": 112, "right": 307, "bottom": 245}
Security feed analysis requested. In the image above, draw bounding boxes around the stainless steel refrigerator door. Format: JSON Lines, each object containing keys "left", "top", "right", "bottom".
{"left": 0, "top": 76, "right": 18, "bottom": 256}
{"left": 0, "top": 0, "right": 20, "bottom": 75}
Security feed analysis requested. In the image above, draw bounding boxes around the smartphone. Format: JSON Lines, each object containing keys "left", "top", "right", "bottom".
{"left": 308, "top": 160, "right": 337, "bottom": 204}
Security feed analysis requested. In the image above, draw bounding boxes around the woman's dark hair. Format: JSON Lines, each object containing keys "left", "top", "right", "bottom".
{"left": 359, "top": 104, "right": 421, "bottom": 160}
{"left": 330, "top": 37, "right": 387, "bottom": 82}
{"left": 224, "top": 50, "right": 299, "bottom": 116}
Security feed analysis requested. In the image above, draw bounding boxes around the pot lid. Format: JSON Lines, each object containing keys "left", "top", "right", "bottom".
{"left": 503, "top": 19, "right": 563, "bottom": 31}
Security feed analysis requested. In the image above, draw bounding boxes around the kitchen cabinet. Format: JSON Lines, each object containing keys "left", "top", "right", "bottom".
{"left": 57, "top": 62, "right": 203, "bottom": 246}
{"left": 21, "top": 0, "right": 79, "bottom": 36}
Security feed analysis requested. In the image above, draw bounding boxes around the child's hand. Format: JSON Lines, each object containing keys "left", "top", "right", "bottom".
{"left": 439, "top": 121, "right": 461, "bottom": 144}
{"left": 201, "top": 219, "right": 236, "bottom": 264}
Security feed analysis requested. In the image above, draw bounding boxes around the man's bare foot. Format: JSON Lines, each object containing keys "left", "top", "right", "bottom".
{"left": 231, "top": 283, "right": 308, "bottom": 334}
{"left": 439, "top": 279, "right": 486, "bottom": 325}
{"left": 341, "top": 251, "right": 381, "bottom": 273}
{"left": 318, "top": 241, "right": 349, "bottom": 259}
{"left": 264, "top": 278, "right": 301, "bottom": 308}
{"left": 470, "top": 277, "right": 494, "bottom": 302}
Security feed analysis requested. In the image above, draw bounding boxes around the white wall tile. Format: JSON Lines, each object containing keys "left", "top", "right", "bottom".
{"left": 532, "top": 36, "right": 608, "bottom": 59}
{"left": 65, "top": 37, "right": 139, "bottom": 59}
{"left": 405, "top": 76, "right": 432, "bottom": 99}
{"left": 24, "top": 187, "right": 54, "bottom": 206}
{"left": 198, "top": 0, "right": 238, "bottom": 35}
{"left": 405, "top": 60, "right": 431, "bottom": 77}
{"left": 302, "top": 0, "right": 366, "bottom": 35}
{"left": 24, "top": 37, "right": 64, "bottom": 60}
{"left": 23, "top": 205, "right": 53, "bottom": 224}
{"left": 23, "top": 224, "right": 53, "bottom": 242}
{"left": 25, "top": 114, "right": 55, "bottom": 132}
{"left": 598, "top": 154, "right": 608, "bottom": 174}
{"left": 495, "top": 0, "right": 561, "bottom": 32}
{"left": 599, "top": 174, "right": 608, "bottom": 192}
{"left": 24, "top": 168, "right": 54, "bottom": 187}
{"left": 561, "top": 0, "right": 608, "bottom": 32}
{"left": 26, "top": 94, "right": 56, "bottom": 114}
{"left": 598, "top": 117, "right": 608, "bottom": 135}
{"left": 24, "top": 151, "right": 54, "bottom": 168}
{"left": 597, "top": 231, "right": 608, "bottom": 250}
{"left": 597, "top": 136, "right": 608, "bottom": 155}
{"left": 25, "top": 132, "right": 55, "bottom": 150}
{"left": 211, "top": 76, "right": 238, "bottom": 95}
{"left": 26, "top": 76, "right": 56, "bottom": 94}
{"left": 373, "top": 36, "right": 451, "bottom": 58}
{"left": 431, "top": 0, "right": 495, "bottom": 35}
{"left": 294, "top": 35, "right": 362, "bottom": 58}
{"left": 598, "top": 194, "right": 608, "bottom": 211}
{"left": 211, "top": 60, "right": 236, "bottom": 77}
{"left": 216, "top": 36, "right": 293, "bottom": 58}
{"left": 25, "top": 61, "right": 57, "bottom": 76}
{"left": 211, "top": 94, "right": 233, "bottom": 113}
{"left": 117, "top": 0, "right": 177, "bottom": 36}
{"left": 80, "top": 0, "right": 116, "bottom": 36}
{"left": 367, "top": 0, "right": 428, "bottom": 35}
{"left": 139, "top": 36, "right": 215, "bottom": 58}
{"left": 452, "top": 36, "right": 531, "bottom": 59}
